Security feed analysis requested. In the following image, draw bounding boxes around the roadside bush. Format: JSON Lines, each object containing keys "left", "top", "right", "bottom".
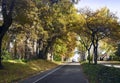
{"left": 2, "top": 50, "right": 13, "bottom": 60}
{"left": 110, "top": 55, "right": 120, "bottom": 61}
{"left": 53, "top": 55, "right": 61, "bottom": 61}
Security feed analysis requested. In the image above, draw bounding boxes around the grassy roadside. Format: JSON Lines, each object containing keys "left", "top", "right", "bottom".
{"left": 81, "top": 62, "right": 120, "bottom": 83}
{"left": 0, "top": 59, "right": 59, "bottom": 83}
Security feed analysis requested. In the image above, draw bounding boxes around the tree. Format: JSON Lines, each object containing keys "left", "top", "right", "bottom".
{"left": 36, "top": 0, "right": 78, "bottom": 59}
{"left": 0, "top": 0, "right": 42, "bottom": 66}
{"left": 115, "top": 43, "right": 120, "bottom": 60}
{"left": 53, "top": 39, "right": 67, "bottom": 61}
{"left": 0, "top": 0, "right": 15, "bottom": 69}
{"left": 78, "top": 35, "right": 92, "bottom": 63}
{"left": 53, "top": 32, "right": 77, "bottom": 62}
{"left": 11, "top": 0, "right": 41, "bottom": 60}
{"left": 78, "top": 7, "right": 119, "bottom": 64}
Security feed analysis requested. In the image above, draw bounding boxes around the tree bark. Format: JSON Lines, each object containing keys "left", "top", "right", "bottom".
{"left": 91, "top": 31, "right": 99, "bottom": 65}
{"left": 37, "top": 38, "right": 44, "bottom": 59}
{"left": 43, "top": 40, "right": 53, "bottom": 59}
{"left": 92, "top": 37, "right": 98, "bottom": 65}
{"left": 87, "top": 43, "right": 92, "bottom": 64}
{"left": 0, "top": 0, "right": 15, "bottom": 69}
{"left": 93, "top": 46, "right": 98, "bottom": 64}
{"left": 14, "top": 40, "right": 17, "bottom": 59}
{"left": 94, "top": 39, "right": 98, "bottom": 64}
{"left": 36, "top": 40, "right": 39, "bottom": 56}
{"left": 24, "top": 36, "right": 29, "bottom": 60}
{"left": 39, "top": 36, "right": 57, "bottom": 59}
{"left": 88, "top": 49, "right": 91, "bottom": 64}
{"left": 0, "top": 38, "right": 4, "bottom": 69}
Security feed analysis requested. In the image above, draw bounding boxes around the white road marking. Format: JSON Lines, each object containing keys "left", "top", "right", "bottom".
{"left": 32, "top": 65, "right": 65, "bottom": 83}
{"left": 103, "top": 64, "right": 120, "bottom": 68}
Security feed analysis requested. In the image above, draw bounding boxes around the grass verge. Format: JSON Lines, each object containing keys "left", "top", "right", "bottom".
{"left": 0, "top": 59, "right": 58, "bottom": 83}
{"left": 81, "top": 62, "right": 120, "bottom": 83}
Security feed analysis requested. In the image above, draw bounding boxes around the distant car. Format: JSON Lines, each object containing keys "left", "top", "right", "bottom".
{"left": 72, "top": 59, "right": 77, "bottom": 62}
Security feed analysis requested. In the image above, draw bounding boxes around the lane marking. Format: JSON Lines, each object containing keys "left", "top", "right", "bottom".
{"left": 32, "top": 65, "right": 64, "bottom": 83}
{"left": 104, "top": 64, "right": 120, "bottom": 68}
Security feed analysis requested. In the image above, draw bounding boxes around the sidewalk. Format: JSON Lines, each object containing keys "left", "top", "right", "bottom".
{"left": 98, "top": 61, "right": 120, "bottom": 68}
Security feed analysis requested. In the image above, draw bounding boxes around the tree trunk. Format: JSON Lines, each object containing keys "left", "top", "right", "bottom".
{"left": 38, "top": 45, "right": 46, "bottom": 59}
{"left": 37, "top": 38, "right": 44, "bottom": 59}
{"left": 93, "top": 38, "right": 98, "bottom": 65}
{"left": 38, "top": 35, "right": 57, "bottom": 59}
{"left": 91, "top": 32, "right": 99, "bottom": 65}
{"left": 6, "top": 39, "right": 11, "bottom": 52}
{"left": 61, "top": 56, "right": 64, "bottom": 62}
{"left": 24, "top": 37, "right": 28, "bottom": 60}
{"left": 38, "top": 46, "right": 48, "bottom": 59}
{"left": 43, "top": 45, "right": 50, "bottom": 59}
{"left": 36, "top": 40, "right": 39, "bottom": 57}
{"left": 87, "top": 43, "right": 92, "bottom": 64}
{"left": 0, "top": 0, "right": 15, "bottom": 69}
{"left": 32, "top": 40, "right": 36, "bottom": 56}
{"left": 36, "top": 39, "right": 40, "bottom": 57}
{"left": 0, "top": 38, "right": 4, "bottom": 69}
{"left": 88, "top": 49, "right": 91, "bottom": 64}
{"left": 42, "top": 37, "right": 56, "bottom": 59}
{"left": 14, "top": 40, "right": 17, "bottom": 59}
{"left": 94, "top": 46, "right": 98, "bottom": 64}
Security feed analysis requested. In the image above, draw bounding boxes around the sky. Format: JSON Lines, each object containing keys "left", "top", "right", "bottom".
{"left": 75, "top": 0, "right": 120, "bottom": 19}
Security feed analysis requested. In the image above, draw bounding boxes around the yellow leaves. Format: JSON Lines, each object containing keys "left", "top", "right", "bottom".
{"left": 96, "top": 7, "right": 109, "bottom": 17}
{"left": 78, "top": 14, "right": 86, "bottom": 24}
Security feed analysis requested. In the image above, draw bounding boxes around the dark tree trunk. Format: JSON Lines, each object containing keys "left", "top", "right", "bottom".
{"left": 88, "top": 49, "right": 91, "bottom": 64}
{"left": 14, "top": 40, "right": 17, "bottom": 58}
{"left": 38, "top": 46, "right": 48, "bottom": 59}
{"left": 43, "top": 46, "right": 49, "bottom": 59}
{"left": 92, "top": 38, "right": 98, "bottom": 65}
{"left": 32, "top": 40, "right": 35, "bottom": 56}
{"left": 39, "top": 50, "right": 44, "bottom": 59}
{"left": 0, "top": 38, "right": 4, "bottom": 69}
{"left": 94, "top": 39, "right": 98, "bottom": 65}
{"left": 0, "top": 0, "right": 15, "bottom": 69}
{"left": 42, "top": 37, "right": 56, "bottom": 59}
{"left": 87, "top": 43, "right": 92, "bottom": 64}
{"left": 0, "top": 25, "right": 12, "bottom": 68}
{"left": 93, "top": 46, "right": 98, "bottom": 64}
{"left": 37, "top": 38, "right": 44, "bottom": 59}
{"left": 91, "top": 31, "right": 99, "bottom": 65}
{"left": 37, "top": 35, "right": 58, "bottom": 60}
{"left": 38, "top": 46, "right": 45, "bottom": 59}
{"left": 24, "top": 36, "right": 29, "bottom": 60}
{"left": 42, "top": 40, "right": 53, "bottom": 59}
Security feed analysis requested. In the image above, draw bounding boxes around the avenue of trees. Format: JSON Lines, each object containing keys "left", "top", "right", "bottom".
{"left": 76, "top": 7, "right": 120, "bottom": 64}
{"left": 0, "top": 0, "right": 120, "bottom": 69}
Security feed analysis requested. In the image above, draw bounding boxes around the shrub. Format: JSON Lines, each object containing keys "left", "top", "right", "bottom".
{"left": 53, "top": 55, "right": 61, "bottom": 61}
{"left": 111, "top": 55, "right": 120, "bottom": 61}
{"left": 2, "top": 50, "right": 13, "bottom": 60}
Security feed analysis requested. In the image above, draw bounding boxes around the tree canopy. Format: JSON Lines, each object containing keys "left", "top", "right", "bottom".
{"left": 0, "top": 0, "right": 120, "bottom": 69}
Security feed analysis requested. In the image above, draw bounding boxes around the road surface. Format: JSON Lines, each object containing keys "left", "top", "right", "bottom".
{"left": 18, "top": 62, "right": 88, "bottom": 83}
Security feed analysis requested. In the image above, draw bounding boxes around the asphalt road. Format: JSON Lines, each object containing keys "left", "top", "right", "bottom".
{"left": 18, "top": 62, "right": 88, "bottom": 83}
